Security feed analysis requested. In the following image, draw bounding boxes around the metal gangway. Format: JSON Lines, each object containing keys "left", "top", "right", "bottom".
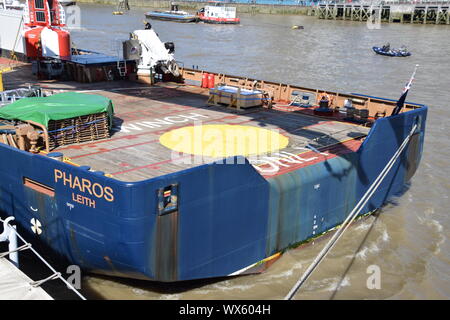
{"left": 0, "top": 216, "right": 86, "bottom": 300}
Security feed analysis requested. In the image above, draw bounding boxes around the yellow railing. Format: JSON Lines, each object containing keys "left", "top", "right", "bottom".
{"left": 0, "top": 67, "right": 13, "bottom": 92}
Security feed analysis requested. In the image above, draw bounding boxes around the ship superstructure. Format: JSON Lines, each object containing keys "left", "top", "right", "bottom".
{"left": 0, "top": 0, "right": 70, "bottom": 60}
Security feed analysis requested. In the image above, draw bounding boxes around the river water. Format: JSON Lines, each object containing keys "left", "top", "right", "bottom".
{"left": 67, "top": 3, "right": 449, "bottom": 300}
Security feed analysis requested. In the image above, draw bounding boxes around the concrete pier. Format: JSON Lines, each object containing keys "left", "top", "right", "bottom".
{"left": 73, "top": 0, "right": 450, "bottom": 24}
{"left": 313, "top": 2, "right": 450, "bottom": 25}
{"left": 74, "top": 0, "right": 311, "bottom": 15}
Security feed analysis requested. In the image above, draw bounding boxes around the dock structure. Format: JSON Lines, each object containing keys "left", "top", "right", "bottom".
{"left": 0, "top": 217, "right": 53, "bottom": 299}
{"left": 0, "top": 216, "right": 85, "bottom": 300}
{"left": 0, "top": 258, "right": 53, "bottom": 300}
{"left": 313, "top": 1, "right": 450, "bottom": 25}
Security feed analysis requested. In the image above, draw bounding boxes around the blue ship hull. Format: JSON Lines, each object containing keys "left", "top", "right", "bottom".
{"left": 0, "top": 89, "right": 427, "bottom": 282}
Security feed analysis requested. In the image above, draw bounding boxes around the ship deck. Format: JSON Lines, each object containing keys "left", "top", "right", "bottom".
{"left": 1, "top": 62, "right": 370, "bottom": 182}
{"left": 52, "top": 82, "right": 370, "bottom": 182}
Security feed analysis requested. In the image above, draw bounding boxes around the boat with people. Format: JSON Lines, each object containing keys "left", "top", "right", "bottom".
{"left": 145, "top": 3, "right": 199, "bottom": 23}
{"left": 198, "top": 2, "right": 240, "bottom": 24}
{"left": 373, "top": 44, "right": 411, "bottom": 57}
{"left": 0, "top": 1, "right": 427, "bottom": 283}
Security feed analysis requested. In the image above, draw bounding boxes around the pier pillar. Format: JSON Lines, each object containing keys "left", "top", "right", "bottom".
{"left": 362, "top": 6, "right": 373, "bottom": 22}
{"left": 325, "top": 5, "right": 336, "bottom": 20}
{"left": 436, "top": 6, "right": 449, "bottom": 24}
{"left": 414, "top": 7, "right": 424, "bottom": 24}
{"left": 317, "top": 5, "right": 326, "bottom": 19}
{"left": 344, "top": 5, "right": 351, "bottom": 20}
{"left": 351, "top": 6, "right": 362, "bottom": 22}
{"left": 381, "top": 6, "right": 390, "bottom": 23}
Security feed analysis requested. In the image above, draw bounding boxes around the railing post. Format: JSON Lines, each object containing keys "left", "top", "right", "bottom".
{"left": 8, "top": 225, "right": 18, "bottom": 267}
{"left": 0, "top": 71, "right": 4, "bottom": 92}
{"left": 0, "top": 217, "right": 19, "bottom": 267}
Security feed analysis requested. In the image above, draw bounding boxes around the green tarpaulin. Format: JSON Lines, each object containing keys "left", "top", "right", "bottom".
{"left": 0, "top": 92, "right": 114, "bottom": 128}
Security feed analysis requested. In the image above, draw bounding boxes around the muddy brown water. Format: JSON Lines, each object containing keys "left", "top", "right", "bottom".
{"left": 22, "top": 3, "right": 450, "bottom": 299}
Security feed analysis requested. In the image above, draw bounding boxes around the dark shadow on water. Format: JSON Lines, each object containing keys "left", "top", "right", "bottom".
{"left": 82, "top": 273, "right": 247, "bottom": 300}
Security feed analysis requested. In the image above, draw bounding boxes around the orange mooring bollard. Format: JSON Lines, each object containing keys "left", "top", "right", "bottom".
{"left": 201, "top": 72, "right": 208, "bottom": 88}
{"left": 208, "top": 73, "right": 215, "bottom": 88}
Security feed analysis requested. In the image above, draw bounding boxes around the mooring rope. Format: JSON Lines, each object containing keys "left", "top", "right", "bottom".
{"left": 284, "top": 122, "right": 418, "bottom": 300}
{"left": 0, "top": 217, "right": 87, "bottom": 300}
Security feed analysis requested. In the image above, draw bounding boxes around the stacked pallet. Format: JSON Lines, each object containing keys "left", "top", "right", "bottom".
{"left": 47, "top": 112, "right": 110, "bottom": 149}
{"left": 0, "top": 122, "right": 41, "bottom": 152}
{"left": 0, "top": 131, "right": 18, "bottom": 148}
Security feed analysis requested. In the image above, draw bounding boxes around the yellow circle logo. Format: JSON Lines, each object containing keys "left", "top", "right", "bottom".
{"left": 159, "top": 124, "right": 289, "bottom": 158}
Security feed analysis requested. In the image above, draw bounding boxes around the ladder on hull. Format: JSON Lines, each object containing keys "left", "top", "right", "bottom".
{"left": 117, "top": 60, "right": 127, "bottom": 78}
{"left": 111, "top": 39, "right": 127, "bottom": 78}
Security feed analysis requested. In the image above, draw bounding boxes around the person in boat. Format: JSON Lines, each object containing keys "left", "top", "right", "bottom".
{"left": 144, "top": 22, "right": 152, "bottom": 30}
{"left": 382, "top": 43, "right": 390, "bottom": 51}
